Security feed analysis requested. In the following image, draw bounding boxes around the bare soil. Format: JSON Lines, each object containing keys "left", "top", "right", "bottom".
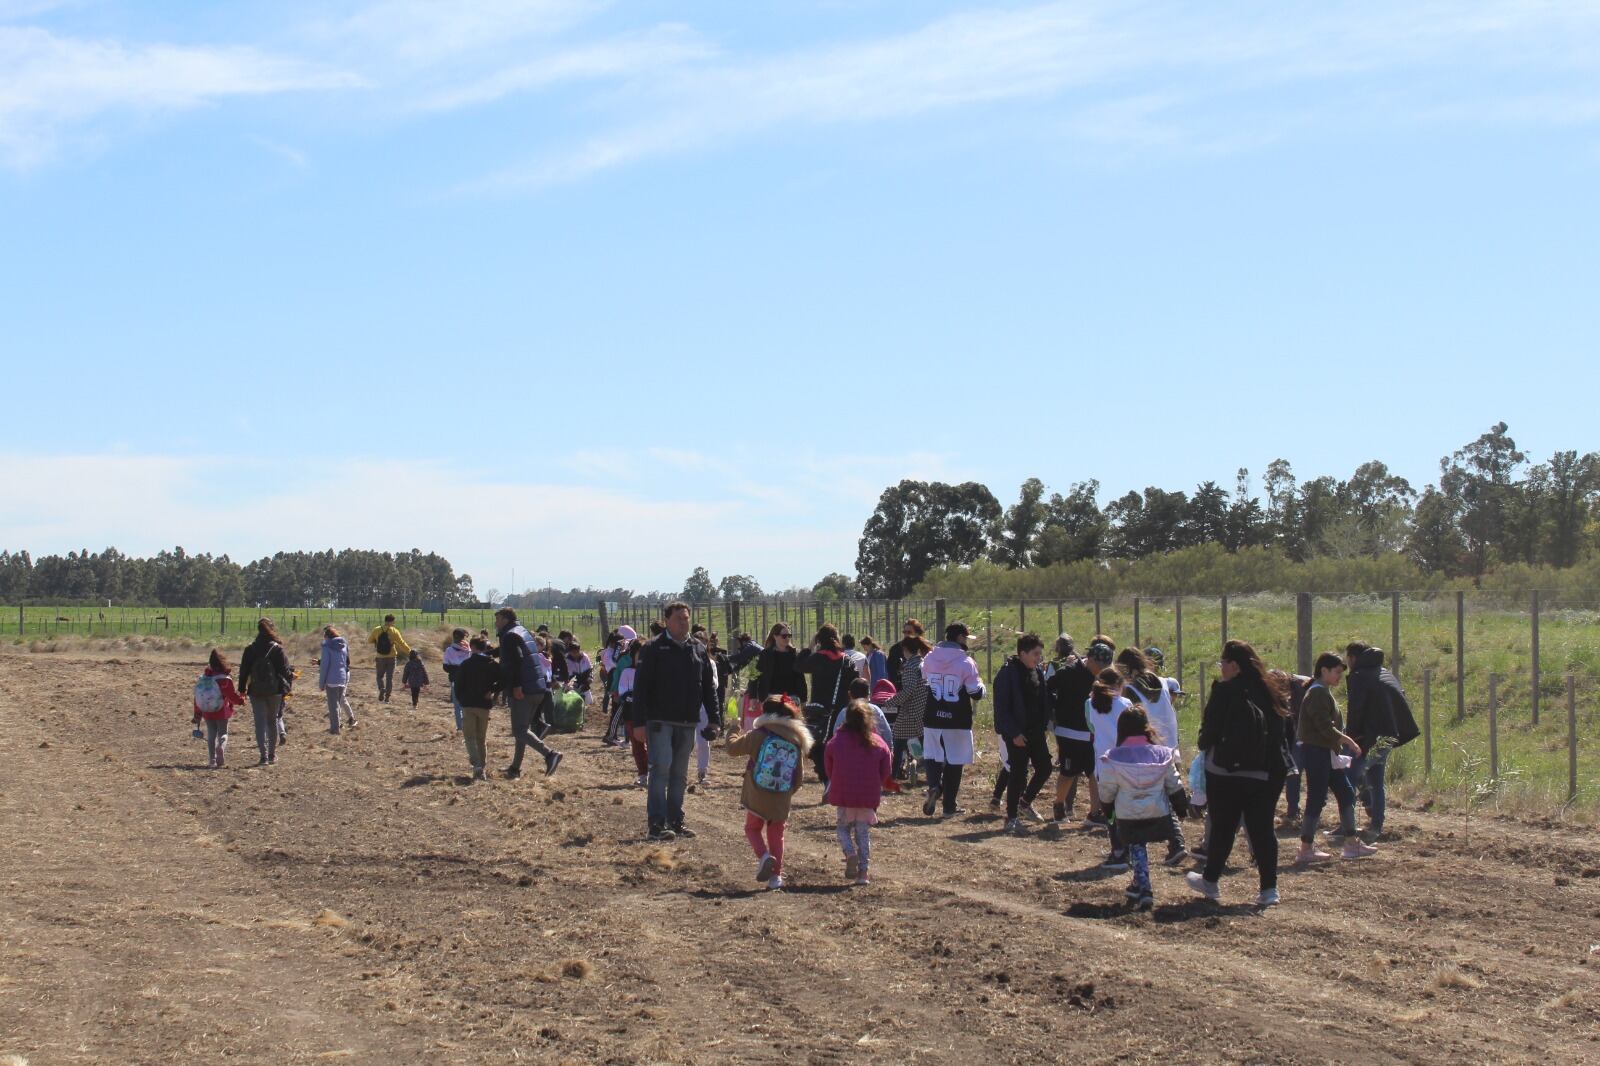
{"left": 2, "top": 649, "right": 1598, "bottom": 1064}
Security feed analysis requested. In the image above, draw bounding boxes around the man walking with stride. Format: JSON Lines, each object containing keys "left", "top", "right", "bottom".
{"left": 369, "top": 614, "right": 411, "bottom": 703}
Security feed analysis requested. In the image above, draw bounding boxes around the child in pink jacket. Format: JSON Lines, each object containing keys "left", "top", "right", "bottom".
{"left": 824, "top": 699, "right": 894, "bottom": 885}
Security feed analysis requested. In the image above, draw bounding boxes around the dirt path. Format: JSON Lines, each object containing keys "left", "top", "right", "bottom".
{"left": 2, "top": 651, "right": 1597, "bottom": 1063}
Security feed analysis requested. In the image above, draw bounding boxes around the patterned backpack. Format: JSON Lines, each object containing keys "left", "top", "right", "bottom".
{"left": 751, "top": 730, "right": 801, "bottom": 793}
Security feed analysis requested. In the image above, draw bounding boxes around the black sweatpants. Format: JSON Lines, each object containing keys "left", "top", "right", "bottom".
{"left": 1003, "top": 732, "right": 1053, "bottom": 819}
{"left": 1202, "top": 772, "right": 1279, "bottom": 890}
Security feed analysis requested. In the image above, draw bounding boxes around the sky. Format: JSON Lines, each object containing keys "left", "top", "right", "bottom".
{"left": 2, "top": 0, "right": 1598, "bottom": 595}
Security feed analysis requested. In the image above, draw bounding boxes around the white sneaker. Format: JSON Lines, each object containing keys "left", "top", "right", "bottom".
{"left": 767, "top": 875, "right": 784, "bottom": 890}
{"left": 1185, "top": 872, "right": 1220, "bottom": 901}
{"left": 1021, "top": 803, "right": 1045, "bottom": 823}
{"left": 1256, "top": 887, "right": 1281, "bottom": 908}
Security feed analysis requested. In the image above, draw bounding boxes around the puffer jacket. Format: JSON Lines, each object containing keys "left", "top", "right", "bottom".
{"left": 318, "top": 636, "right": 350, "bottom": 688}
{"left": 1097, "top": 739, "right": 1184, "bottom": 821}
{"left": 1346, "top": 647, "right": 1420, "bottom": 752}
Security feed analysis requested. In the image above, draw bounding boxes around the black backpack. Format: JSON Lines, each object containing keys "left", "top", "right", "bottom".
{"left": 376, "top": 628, "right": 393, "bottom": 655}
{"left": 249, "top": 642, "right": 282, "bottom": 695}
{"left": 1211, "top": 688, "right": 1271, "bottom": 774}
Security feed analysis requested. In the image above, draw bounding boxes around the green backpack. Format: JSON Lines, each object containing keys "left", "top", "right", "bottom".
{"left": 550, "top": 690, "right": 586, "bottom": 733}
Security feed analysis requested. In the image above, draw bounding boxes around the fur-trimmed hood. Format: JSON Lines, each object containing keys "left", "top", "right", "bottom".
{"left": 753, "top": 712, "right": 814, "bottom": 754}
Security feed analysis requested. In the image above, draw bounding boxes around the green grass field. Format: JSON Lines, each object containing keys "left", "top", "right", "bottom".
{"left": 7, "top": 592, "right": 1597, "bottom": 817}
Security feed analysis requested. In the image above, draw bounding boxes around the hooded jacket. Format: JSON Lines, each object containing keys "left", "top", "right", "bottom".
{"left": 1097, "top": 739, "right": 1185, "bottom": 822}
{"left": 921, "top": 641, "right": 986, "bottom": 731}
{"left": 238, "top": 635, "right": 293, "bottom": 698}
{"left": 725, "top": 712, "right": 814, "bottom": 823}
{"left": 442, "top": 640, "right": 472, "bottom": 679}
{"left": 1346, "top": 647, "right": 1420, "bottom": 753}
{"left": 1047, "top": 658, "right": 1095, "bottom": 740}
{"left": 1199, "top": 675, "right": 1290, "bottom": 780}
{"left": 824, "top": 728, "right": 893, "bottom": 809}
{"left": 318, "top": 635, "right": 350, "bottom": 689}
{"left": 992, "top": 655, "right": 1049, "bottom": 738}
{"left": 798, "top": 647, "right": 858, "bottom": 714}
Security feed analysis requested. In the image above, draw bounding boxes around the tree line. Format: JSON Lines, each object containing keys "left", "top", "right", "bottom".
{"left": 855, "top": 422, "right": 1600, "bottom": 598}
{"left": 0, "top": 547, "right": 474, "bottom": 609}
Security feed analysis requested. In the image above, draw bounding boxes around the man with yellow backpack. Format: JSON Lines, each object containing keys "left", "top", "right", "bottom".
{"left": 369, "top": 614, "right": 412, "bottom": 702}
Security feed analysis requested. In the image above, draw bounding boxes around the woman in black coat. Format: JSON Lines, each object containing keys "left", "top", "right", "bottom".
{"left": 796, "top": 623, "right": 860, "bottom": 782}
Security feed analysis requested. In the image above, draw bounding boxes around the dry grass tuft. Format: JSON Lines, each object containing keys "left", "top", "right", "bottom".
{"left": 1429, "top": 964, "right": 1482, "bottom": 991}
{"left": 640, "top": 847, "right": 676, "bottom": 872}
{"left": 2, "top": 1055, "right": 31, "bottom": 1066}
{"left": 560, "top": 958, "right": 593, "bottom": 980}
{"left": 1365, "top": 953, "right": 1391, "bottom": 980}
{"left": 312, "top": 909, "right": 349, "bottom": 929}
{"left": 1540, "top": 990, "right": 1581, "bottom": 1014}
{"left": 1395, "top": 1008, "right": 1434, "bottom": 1024}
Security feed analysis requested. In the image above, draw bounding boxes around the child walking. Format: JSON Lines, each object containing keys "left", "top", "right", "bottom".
{"left": 1096, "top": 705, "right": 1188, "bottom": 911}
{"left": 825, "top": 700, "right": 893, "bottom": 885}
{"left": 192, "top": 649, "right": 245, "bottom": 768}
{"left": 452, "top": 636, "right": 503, "bottom": 781}
{"left": 725, "top": 696, "right": 813, "bottom": 890}
{"left": 402, "top": 650, "right": 430, "bottom": 708}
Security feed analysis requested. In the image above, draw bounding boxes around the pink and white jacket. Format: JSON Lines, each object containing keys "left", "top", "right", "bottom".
{"left": 920, "top": 641, "right": 986, "bottom": 731}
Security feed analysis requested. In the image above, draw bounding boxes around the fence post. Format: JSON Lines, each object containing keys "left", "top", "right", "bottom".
{"left": 1455, "top": 590, "right": 1466, "bottom": 723}
{"left": 1568, "top": 674, "right": 1578, "bottom": 804}
{"left": 935, "top": 599, "right": 946, "bottom": 638}
{"left": 1391, "top": 590, "right": 1401, "bottom": 682}
{"left": 1174, "top": 596, "right": 1183, "bottom": 691}
{"left": 1530, "top": 590, "right": 1540, "bottom": 726}
{"left": 1488, "top": 673, "right": 1499, "bottom": 782}
{"left": 1093, "top": 598, "right": 1102, "bottom": 636}
{"left": 1295, "top": 593, "right": 1312, "bottom": 676}
{"left": 597, "top": 600, "right": 609, "bottom": 649}
{"left": 1132, "top": 596, "right": 1141, "bottom": 649}
{"left": 815, "top": 601, "right": 824, "bottom": 633}
{"left": 986, "top": 601, "right": 994, "bottom": 679}
{"left": 1056, "top": 601, "right": 1064, "bottom": 638}
{"left": 219, "top": 594, "right": 226, "bottom": 639}
{"left": 1220, "top": 594, "right": 1228, "bottom": 648}
{"left": 1422, "top": 668, "right": 1432, "bottom": 778}
{"left": 1019, "top": 600, "right": 1026, "bottom": 635}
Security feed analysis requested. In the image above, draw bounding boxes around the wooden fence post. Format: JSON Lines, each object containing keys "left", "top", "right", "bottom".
{"left": 1019, "top": 600, "right": 1026, "bottom": 635}
{"left": 1056, "top": 601, "right": 1064, "bottom": 638}
{"left": 1174, "top": 596, "right": 1184, "bottom": 691}
{"left": 986, "top": 601, "right": 994, "bottom": 678}
{"left": 1530, "top": 590, "right": 1540, "bottom": 726}
{"left": 1488, "top": 673, "right": 1499, "bottom": 782}
{"left": 1422, "top": 668, "right": 1432, "bottom": 777}
{"left": 935, "top": 599, "right": 946, "bottom": 639}
{"left": 1093, "top": 599, "right": 1102, "bottom": 637}
{"left": 1220, "top": 594, "right": 1228, "bottom": 648}
{"left": 1391, "top": 590, "right": 1401, "bottom": 682}
{"left": 1456, "top": 591, "right": 1466, "bottom": 723}
{"left": 1132, "top": 596, "right": 1141, "bottom": 649}
{"left": 1567, "top": 675, "right": 1578, "bottom": 804}
{"left": 1295, "top": 593, "right": 1312, "bottom": 676}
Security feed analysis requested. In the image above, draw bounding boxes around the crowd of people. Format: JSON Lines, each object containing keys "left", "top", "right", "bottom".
{"left": 188, "top": 602, "right": 1421, "bottom": 906}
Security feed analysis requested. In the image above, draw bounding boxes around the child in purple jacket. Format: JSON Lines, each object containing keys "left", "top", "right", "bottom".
{"left": 824, "top": 700, "right": 894, "bottom": 885}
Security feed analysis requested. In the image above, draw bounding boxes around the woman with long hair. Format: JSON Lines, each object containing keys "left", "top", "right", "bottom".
{"left": 756, "top": 623, "right": 807, "bottom": 705}
{"left": 238, "top": 617, "right": 294, "bottom": 766}
{"left": 797, "top": 623, "right": 860, "bottom": 786}
{"left": 1187, "top": 639, "right": 1292, "bottom": 906}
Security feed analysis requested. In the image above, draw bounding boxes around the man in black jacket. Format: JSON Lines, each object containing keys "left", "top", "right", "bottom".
{"left": 992, "top": 633, "right": 1053, "bottom": 832}
{"left": 1344, "top": 642, "right": 1419, "bottom": 842}
{"left": 632, "top": 601, "right": 718, "bottom": 842}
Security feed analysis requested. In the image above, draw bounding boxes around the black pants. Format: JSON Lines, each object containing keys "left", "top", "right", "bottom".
{"left": 1004, "top": 732, "right": 1053, "bottom": 818}
{"left": 1203, "top": 773, "right": 1279, "bottom": 890}
{"left": 926, "top": 761, "right": 965, "bottom": 813}
{"left": 806, "top": 709, "right": 834, "bottom": 782}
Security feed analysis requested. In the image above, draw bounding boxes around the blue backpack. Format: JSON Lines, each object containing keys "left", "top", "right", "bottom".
{"left": 751, "top": 730, "right": 801, "bottom": 793}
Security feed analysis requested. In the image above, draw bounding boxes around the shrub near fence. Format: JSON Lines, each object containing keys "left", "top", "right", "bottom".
{"left": 0, "top": 605, "right": 598, "bottom": 642}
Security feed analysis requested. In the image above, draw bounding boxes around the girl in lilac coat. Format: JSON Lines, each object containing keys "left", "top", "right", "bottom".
{"left": 825, "top": 700, "right": 894, "bottom": 885}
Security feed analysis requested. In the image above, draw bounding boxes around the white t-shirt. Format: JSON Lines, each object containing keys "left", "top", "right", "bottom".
{"left": 1087, "top": 694, "right": 1131, "bottom": 772}
{"left": 1125, "top": 678, "right": 1181, "bottom": 753}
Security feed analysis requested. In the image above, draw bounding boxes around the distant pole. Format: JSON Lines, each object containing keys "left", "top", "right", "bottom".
{"left": 1530, "top": 590, "right": 1541, "bottom": 726}
{"left": 1056, "top": 601, "right": 1064, "bottom": 637}
{"left": 935, "top": 599, "right": 946, "bottom": 638}
{"left": 1568, "top": 675, "right": 1579, "bottom": 804}
{"left": 1391, "top": 590, "right": 1401, "bottom": 683}
{"left": 1174, "top": 597, "right": 1184, "bottom": 690}
{"left": 597, "top": 600, "right": 609, "bottom": 649}
{"left": 1093, "top": 599, "right": 1102, "bottom": 636}
{"left": 1132, "top": 596, "right": 1141, "bottom": 649}
{"left": 1220, "top": 594, "right": 1228, "bottom": 648}
{"left": 1422, "top": 668, "right": 1432, "bottom": 777}
{"left": 1455, "top": 591, "right": 1466, "bottom": 723}
{"left": 1019, "top": 600, "right": 1026, "bottom": 635}
{"left": 1295, "top": 593, "right": 1312, "bottom": 676}
{"left": 1488, "top": 673, "right": 1499, "bottom": 781}
{"left": 985, "top": 601, "right": 994, "bottom": 679}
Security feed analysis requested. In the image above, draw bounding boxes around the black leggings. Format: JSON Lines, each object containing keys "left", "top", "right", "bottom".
{"left": 1202, "top": 773, "right": 1280, "bottom": 890}
{"left": 1003, "top": 733, "right": 1053, "bottom": 818}
{"left": 926, "top": 762, "right": 965, "bottom": 814}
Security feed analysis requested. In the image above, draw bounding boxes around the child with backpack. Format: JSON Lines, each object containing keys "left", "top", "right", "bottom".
{"left": 1097, "top": 705, "right": 1189, "bottom": 910}
{"left": 192, "top": 649, "right": 245, "bottom": 769}
{"left": 725, "top": 696, "right": 814, "bottom": 890}
{"left": 825, "top": 700, "right": 893, "bottom": 885}
{"left": 402, "top": 650, "right": 430, "bottom": 708}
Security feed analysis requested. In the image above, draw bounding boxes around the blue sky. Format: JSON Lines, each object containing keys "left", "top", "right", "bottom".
{"left": 2, "top": 1, "right": 1597, "bottom": 594}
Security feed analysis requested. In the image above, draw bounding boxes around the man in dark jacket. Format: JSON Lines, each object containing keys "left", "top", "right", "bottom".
{"left": 1344, "top": 642, "right": 1419, "bottom": 841}
{"left": 495, "top": 608, "right": 563, "bottom": 780}
{"left": 632, "top": 601, "right": 717, "bottom": 842}
{"left": 992, "top": 633, "right": 1053, "bottom": 832}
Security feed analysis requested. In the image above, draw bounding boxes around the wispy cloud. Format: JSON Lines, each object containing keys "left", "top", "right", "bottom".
{"left": 310, "top": 0, "right": 604, "bottom": 65}
{"left": 248, "top": 134, "right": 309, "bottom": 169}
{"left": 0, "top": 25, "right": 359, "bottom": 167}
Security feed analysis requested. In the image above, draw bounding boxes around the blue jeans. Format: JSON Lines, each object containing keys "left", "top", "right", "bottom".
{"left": 1300, "top": 744, "right": 1356, "bottom": 843}
{"left": 646, "top": 721, "right": 695, "bottom": 830}
{"left": 1349, "top": 745, "right": 1390, "bottom": 835}
{"left": 449, "top": 682, "right": 464, "bottom": 731}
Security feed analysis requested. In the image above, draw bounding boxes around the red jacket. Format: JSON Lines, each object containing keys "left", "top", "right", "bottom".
{"left": 824, "top": 730, "right": 892, "bottom": 809}
{"left": 195, "top": 667, "right": 244, "bottom": 721}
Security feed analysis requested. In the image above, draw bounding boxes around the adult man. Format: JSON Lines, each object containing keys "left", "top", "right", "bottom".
{"left": 1344, "top": 641, "right": 1419, "bottom": 843}
{"left": 368, "top": 614, "right": 411, "bottom": 702}
{"left": 494, "top": 608, "right": 562, "bottom": 780}
{"left": 632, "top": 601, "right": 717, "bottom": 842}
{"left": 920, "top": 622, "right": 986, "bottom": 818}
{"left": 992, "top": 633, "right": 1053, "bottom": 832}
